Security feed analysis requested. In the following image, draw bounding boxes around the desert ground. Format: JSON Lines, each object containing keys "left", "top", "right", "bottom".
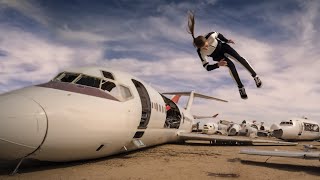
{"left": 0, "top": 140, "right": 319, "bottom": 180}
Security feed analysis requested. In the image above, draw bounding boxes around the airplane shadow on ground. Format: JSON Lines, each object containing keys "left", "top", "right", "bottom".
{"left": 0, "top": 146, "right": 159, "bottom": 176}
{"left": 241, "top": 160, "right": 320, "bottom": 176}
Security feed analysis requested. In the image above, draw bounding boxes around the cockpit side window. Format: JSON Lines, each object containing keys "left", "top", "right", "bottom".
{"left": 119, "top": 85, "right": 133, "bottom": 99}
{"left": 101, "top": 80, "right": 120, "bottom": 98}
{"left": 75, "top": 75, "right": 100, "bottom": 88}
{"left": 101, "top": 80, "right": 116, "bottom": 91}
{"left": 102, "top": 71, "right": 115, "bottom": 80}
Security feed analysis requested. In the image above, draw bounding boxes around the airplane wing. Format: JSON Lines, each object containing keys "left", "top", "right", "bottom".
{"left": 178, "top": 132, "right": 298, "bottom": 146}
{"left": 240, "top": 149, "right": 320, "bottom": 159}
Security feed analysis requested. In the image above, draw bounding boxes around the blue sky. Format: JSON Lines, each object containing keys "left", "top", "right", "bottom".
{"left": 0, "top": 0, "right": 319, "bottom": 126}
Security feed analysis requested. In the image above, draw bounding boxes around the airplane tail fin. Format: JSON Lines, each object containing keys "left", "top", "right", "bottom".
{"left": 162, "top": 91, "right": 227, "bottom": 111}
{"left": 171, "top": 95, "right": 182, "bottom": 103}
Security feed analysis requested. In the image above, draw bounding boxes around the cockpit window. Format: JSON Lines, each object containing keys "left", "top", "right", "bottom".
{"left": 75, "top": 75, "right": 100, "bottom": 88}
{"left": 60, "top": 73, "right": 80, "bottom": 83}
{"left": 102, "top": 71, "right": 115, "bottom": 80}
{"left": 101, "top": 80, "right": 119, "bottom": 98}
{"left": 280, "top": 121, "right": 293, "bottom": 125}
{"left": 101, "top": 80, "right": 116, "bottom": 91}
{"left": 53, "top": 72, "right": 64, "bottom": 81}
{"left": 51, "top": 71, "right": 135, "bottom": 101}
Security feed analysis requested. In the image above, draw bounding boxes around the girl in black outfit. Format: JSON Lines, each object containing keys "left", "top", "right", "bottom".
{"left": 187, "top": 12, "right": 262, "bottom": 99}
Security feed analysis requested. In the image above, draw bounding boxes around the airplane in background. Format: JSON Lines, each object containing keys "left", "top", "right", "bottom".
{"left": 201, "top": 119, "right": 267, "bottom": 137}
{"left": 192, "top": 113, "right": 219, "bottom": 133}
{"left": 0, "top": 66, "right": 297, "bottom": 174}
{"left": 201, "top": 119, "right": 232, "bottom": 135}
{"left": 270, "top": 117, "right": 320, "bottom": 141}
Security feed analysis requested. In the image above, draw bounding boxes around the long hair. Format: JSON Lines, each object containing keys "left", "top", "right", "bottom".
{"left": 187, "top": 11, "right": 195, "bottom": 39}
{"left": 187, "top": 11, "right": 206, "bottom": 48}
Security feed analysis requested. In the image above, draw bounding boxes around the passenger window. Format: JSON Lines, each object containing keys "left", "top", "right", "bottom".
{"left": 75, "top": 75, "right": 100, "bottom": 88}
{"left": 60, "top": 73, "right": 80, "bottom": 83}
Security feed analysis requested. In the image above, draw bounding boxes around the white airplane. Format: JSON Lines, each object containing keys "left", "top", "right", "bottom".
{"left": 0, "top": 66, "right": 297, "bottom": 174}
{"left": 202, "top": 122, "right": 220, "bottom": 135}
{"left": 270, "top": 117, "right": 320, "bottom": 141}
{"left": 202, "top": 120, "right": 259, "bottom": 137}
{"left": 199, "top": 118, "right": 236, "bottom": 135}
{"left": 236, "top": 121, "right": 259, "bottom": 137}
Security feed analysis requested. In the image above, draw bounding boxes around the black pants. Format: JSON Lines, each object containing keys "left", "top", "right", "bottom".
{"left": 211, "top": 43, "right": 257, "bottom": 88}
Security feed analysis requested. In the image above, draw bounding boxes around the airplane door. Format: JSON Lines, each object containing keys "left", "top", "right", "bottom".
{"left": 132, "top": 79, "right": 151, "bottom": 129}
{"left": 298, "top": 122, "right": 303, "bottom": 136}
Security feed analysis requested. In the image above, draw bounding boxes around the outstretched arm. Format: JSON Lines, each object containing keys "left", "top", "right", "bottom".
{"left": 217, "top": 33, "right": 235, "bottom": 44}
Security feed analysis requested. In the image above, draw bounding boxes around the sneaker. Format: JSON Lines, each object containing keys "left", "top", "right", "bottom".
{"left": 254, "top": 76, "right": 262, "bottom": 88}
{"left": 238, "top": 87, "right": 248, "bottom": 99}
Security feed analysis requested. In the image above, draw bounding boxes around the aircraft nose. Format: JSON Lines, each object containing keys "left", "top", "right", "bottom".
{"left": 0, "top": 93, "right": 48, "bottom": 160}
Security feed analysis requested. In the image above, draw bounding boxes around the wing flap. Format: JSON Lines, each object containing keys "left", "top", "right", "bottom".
{"left": 178, "top": 132, "right": 298, "bottom": 146}
{"left": 240, "top": 149, "right": 320, "bottom": 159}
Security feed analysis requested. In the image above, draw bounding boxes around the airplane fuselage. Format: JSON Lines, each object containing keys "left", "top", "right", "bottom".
{"left": 0, "top": 67, "right": 193, "bottom": 162}
{"left": 271, "top": 118, "right": 320, "bottom": 141}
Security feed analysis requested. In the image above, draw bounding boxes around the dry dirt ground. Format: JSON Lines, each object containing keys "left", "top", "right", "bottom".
{"left": 0, "top": 140, "right": 319, "bottom": 180}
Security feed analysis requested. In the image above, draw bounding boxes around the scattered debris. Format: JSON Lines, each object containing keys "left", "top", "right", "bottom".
{"left": 207, "top": 172, "right": 240, "bottom": 178}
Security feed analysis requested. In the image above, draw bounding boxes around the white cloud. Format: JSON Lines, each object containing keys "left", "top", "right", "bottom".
{"left": 0, "top": 25, "right": 104, "bottom": 91}
{"left": 0, "top": 0, "right": 50, "bottom": 26}
{"left": 56, "top": 25, "right": 109, "bottom": 44}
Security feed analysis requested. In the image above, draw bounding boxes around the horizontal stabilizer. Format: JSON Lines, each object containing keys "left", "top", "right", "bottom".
{"left": 162, "top": 92, "right": 228, "bottom": 102}
{"left": 194, "top": 113, "right": 219, "bottom": 119}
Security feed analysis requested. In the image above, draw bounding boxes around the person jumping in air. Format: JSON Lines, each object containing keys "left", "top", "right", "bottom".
{"left": 187, "top": 12, "right": 262, "bottom": 99}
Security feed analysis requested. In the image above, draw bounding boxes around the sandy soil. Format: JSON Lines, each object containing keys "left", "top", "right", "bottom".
{"left": 0, "top": 140, "right": 319, "bottom": 180}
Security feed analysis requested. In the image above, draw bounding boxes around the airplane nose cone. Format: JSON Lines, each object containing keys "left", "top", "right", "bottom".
{"left": 0, "top": 93, "right": 47, "bottom": 160}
